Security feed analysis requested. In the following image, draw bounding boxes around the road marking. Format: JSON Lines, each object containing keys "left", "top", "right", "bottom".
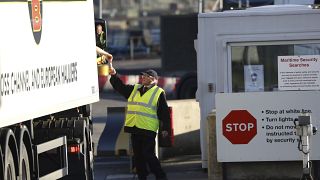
{"left": 106, "top": 174, "right": 135, "bottom": 179}
{"left": 94, "top": 161, "right": 128, "bottom": 166}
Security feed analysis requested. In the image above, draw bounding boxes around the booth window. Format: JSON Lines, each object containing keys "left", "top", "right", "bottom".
{"left": 230, "top": 42, "right": 320, "bottom": 92}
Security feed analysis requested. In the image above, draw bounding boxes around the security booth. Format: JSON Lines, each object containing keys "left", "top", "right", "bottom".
{"left": 197, "top": 5, "right": 320, "bottom": 179}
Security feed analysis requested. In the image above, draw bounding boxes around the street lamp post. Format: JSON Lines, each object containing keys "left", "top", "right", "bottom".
{"left": 99, "top": 0, "right": 102, "bottom": 18}
{"left": 198, "top": 0, "right": 204, "bottom": 13}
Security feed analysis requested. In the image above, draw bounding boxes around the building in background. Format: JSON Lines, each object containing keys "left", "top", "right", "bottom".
{"left": 93, "top": 0, "right": 219, "bottom": 59}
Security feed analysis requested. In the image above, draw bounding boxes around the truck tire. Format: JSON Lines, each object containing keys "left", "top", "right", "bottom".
{"left": 177, "top": 76, "right": 197, "bottom": 99}
{"left": 1, "top": 129, "right": 18, "bottom": 180}
{"left": 85, "top": 130, "right": 94, "bottom": 180}
{"left": 0, "top": 146, "right": 4, "bottom": 180}
{"left": 19, "top": 142, "right": 30, "bottom": 180}
{"left": 4, "top": 147, "right": 16, "bottom": 180}
{"left": 80, "top": 119, "right": 94, "bottom": 180}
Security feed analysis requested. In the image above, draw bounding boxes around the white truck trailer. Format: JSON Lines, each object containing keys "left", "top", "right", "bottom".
{"left": 197, "top": 3, "right": 320, "bottom": 179}
{"left": 0, "top": 0, "right": 99, "bottom": 179}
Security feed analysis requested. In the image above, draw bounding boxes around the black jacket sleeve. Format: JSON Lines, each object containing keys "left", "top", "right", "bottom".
{"left": 157, "top": 92, "right": 171, "bottom": 132}
{"left": 109, "top": 74, "right": 134, "bottom": 99}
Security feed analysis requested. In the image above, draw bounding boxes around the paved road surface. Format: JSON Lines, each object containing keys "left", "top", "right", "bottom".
{"left": 94, "top": 155, "right": 208, "bottom": 180}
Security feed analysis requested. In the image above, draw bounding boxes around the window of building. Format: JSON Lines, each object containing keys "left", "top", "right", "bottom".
{"left": 229, "top": 41, "right": 320, "bottom": 92}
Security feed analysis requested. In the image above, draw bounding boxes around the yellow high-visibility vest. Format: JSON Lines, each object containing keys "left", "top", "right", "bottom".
{"left": 125, "top": 84, "right": 164, "bottom": 132}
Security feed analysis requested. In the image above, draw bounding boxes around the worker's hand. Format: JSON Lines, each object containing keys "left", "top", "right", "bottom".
{"left": 96, "top": 57, "right": 103, "bottom": 65}
{"left": 101, "top": 55, "right": 106, "bottom": 63}
{"left": 100, "top": 54, "right": 112, "bottom": 64}
{"left": 106, "top": 53, "right": 113, "bottom": 63}
{"left": 109, "top": 66, "right": 116, "bottom": 75}
{"left": 161, "top": 130, "right": 169, "bottom": 137}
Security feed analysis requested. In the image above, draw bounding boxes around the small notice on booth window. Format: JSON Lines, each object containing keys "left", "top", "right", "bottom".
{"left": 278, "top": 55, "right": 320, "bottom": 91}
{"left": 244, "top": 65, "right": 264, "bottom": 92}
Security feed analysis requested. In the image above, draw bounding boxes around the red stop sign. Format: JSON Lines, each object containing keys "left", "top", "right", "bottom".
{"left": 222, "top": 110, "right": 257, "bottom": 144}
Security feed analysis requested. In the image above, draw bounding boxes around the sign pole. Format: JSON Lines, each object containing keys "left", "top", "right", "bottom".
{"left": 295, "top": 115, "right": 317, "bottom": 180}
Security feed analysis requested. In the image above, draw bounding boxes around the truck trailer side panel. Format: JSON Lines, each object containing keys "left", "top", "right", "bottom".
{"left": 0, "top": 0, "right": 99, "bottom": 127}
{"left": 0, "top": 0, "right": 98, "bottom": 179}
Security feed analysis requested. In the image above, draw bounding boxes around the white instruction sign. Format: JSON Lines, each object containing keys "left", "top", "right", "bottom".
{"left": 278, "top": 55, "right": 320, "bottom": 91}
{"left": 216, "top": 91, "right": 320, "bottom": 162}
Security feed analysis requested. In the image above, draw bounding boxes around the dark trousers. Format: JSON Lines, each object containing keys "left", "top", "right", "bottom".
{"left": 131, "top": 134, "right": 166, "bottom": 180}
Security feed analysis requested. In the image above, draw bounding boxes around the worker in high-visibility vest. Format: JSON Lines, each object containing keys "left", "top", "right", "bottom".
{"left": 109, "top": 67, "right": 169, "bottom": 180}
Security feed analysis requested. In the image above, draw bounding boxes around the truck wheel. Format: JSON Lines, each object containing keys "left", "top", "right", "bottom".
{"left": 177, "top": 77, "right": 197, "bottom": 99}
{"left": 85, "top": 131, "right": 94, "bottom": 180}
{"left": 0, "top": 146, "right": 4, "bottom": 180}
{"left": 4, "top": 147, "right": 16, "bottom": 180}
{"left": 19, "top": 142, "right": 30, "bottom": 180}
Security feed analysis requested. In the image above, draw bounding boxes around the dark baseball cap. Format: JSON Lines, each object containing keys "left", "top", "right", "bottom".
{"left": 140, "top": 69, "right": 158, "bottom": 79}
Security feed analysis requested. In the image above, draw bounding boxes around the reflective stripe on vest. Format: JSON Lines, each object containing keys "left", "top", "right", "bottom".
{"left": 125, "top": 84, "right": 164, "bottom": 132}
